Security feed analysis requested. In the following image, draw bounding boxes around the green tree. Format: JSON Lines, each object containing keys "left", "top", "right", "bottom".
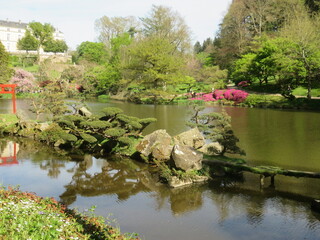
{"left": 187, "top": 103, "right": 245, "bottom": 156}
{"left": 84, "top": 64, "right": 120, "bottom": 95}
{"left": 28, "top": 22, "right": 55, "bottom": 54}
{"left": 124, "top": 36, "right": 185, "bottom": 89}
{"left": 0, "top": 41, "right": 14, "bottom": 84}
{"left": 76, "top": 41, "right": 109, "bottom": 64}
{"left": 141, "top": 5, "right": 192, "bottom": 52}
{"left": 279, "top": 9, "right": 320, "bottom": 99}
{"left": 43, "top": 39, "right": 68, "bottom": 53}
{"left": 95, "top": 16, "right": 139, "bottom": 47}
{"left": 110, "top": 32, "right": 132, "bottom": 65}
{"left": 17, "top": 30, "right": 39, "bottom": 52}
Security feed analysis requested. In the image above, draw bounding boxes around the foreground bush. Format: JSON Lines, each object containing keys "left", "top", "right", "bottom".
{"left": 0, "top": 186, "right": 139, "bottom": 240}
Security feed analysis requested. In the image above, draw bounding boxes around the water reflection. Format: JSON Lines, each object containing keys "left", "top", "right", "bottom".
{"left": 0, "top": 140, "right": 18, "bottom": 166}
{"left": 1, "top": 138, "right": 320, "bottom": 239}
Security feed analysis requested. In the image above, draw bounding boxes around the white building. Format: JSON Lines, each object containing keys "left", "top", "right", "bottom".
{"left": 0, "top": 19, "right": 65, "bottom": 52}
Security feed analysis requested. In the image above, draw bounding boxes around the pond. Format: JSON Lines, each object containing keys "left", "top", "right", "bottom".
{"left": 1, "top": 99, "right": 320, "bottom": 240}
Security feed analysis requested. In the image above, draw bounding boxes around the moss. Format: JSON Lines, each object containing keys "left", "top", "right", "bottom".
{"left": 80, "top": 133, "right": 98, "bottom": 143}
{"left": 104, "top": 128, "right": 126, "bottom": 137}
{"left": 101, "top": 107, "right": 123, "bottom": 118}
{"left": 0, "top": 114, "right": 18, "bottom": 127}
{"left": 80, "top": 121, "right": 112, "bottom": 129}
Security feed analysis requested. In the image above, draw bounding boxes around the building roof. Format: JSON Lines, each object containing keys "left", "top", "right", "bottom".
{"left": 0, "top": 19, "right": 28, "bottom": 29}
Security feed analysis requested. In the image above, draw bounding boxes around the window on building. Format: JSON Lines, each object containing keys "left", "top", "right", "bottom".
{"left": 7, "top": 44, "right": 10, "bottom": 51}
{"left": 7, "top": 28, "right": 10, "bottom": 31}
{"left": 7, "top": 34, "right": 10, "bottom": 41}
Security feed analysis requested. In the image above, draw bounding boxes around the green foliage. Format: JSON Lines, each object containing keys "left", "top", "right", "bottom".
{"left": 101, "top": 107, "right": 123, "bottom": 118}
{"left": 124, "top": 36, "right": 185, "bottom": 89}
{"left": 76, "top": 41, "right": 109, "bottom": 64}
{"left": 80, "top": 133, "right": 98, "bottom": 143}
{"left": 57, "top": 119, "right": 75, "bottom": 129}
{"left": 117, "top": 136, "right": 133, "bottom": 146}
{"left": 84, "top": 64, "right": 120, "bottom": 94}
{"left": 0, "top": 41, "right": 14, "bottom": 84}
{"left": 187, "top": 103, "right": 245, "bottom": 156}
{"left": 104, "top": 128, "right": 126, "bottom": 138}
{"left": 60, "top": 133, "right": 78, "bottom": 142}
{"left": 17, "top": 30, "right": 39, "bottom": 51}
{"left": 80, "top": 120, "right": 112, "bottom": 130}
{"left": 43, "top": 39, "right": 68, "bottom": 53}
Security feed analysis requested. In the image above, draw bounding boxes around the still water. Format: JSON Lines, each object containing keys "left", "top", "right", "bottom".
{"left": 1, "top": 99, "right": 320, "bottom": 240}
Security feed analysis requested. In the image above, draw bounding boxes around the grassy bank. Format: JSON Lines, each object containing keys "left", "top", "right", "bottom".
{"left": 0, "top": 186, "right": 139, "bottom": 240}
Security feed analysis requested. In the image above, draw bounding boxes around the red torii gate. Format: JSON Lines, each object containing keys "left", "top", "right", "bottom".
{"left": 0, "top": 84, "right": 17, "bottom": 114}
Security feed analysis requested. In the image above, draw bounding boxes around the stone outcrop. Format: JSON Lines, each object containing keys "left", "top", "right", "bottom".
{"left": 168, "top": 175, "right": 209, "bottom": 188}
{"left": 136, "top": 129, "right": 173, "bottom": 161}
{"left": 173, "top": 127, "right": 205, "bottom": 149}
{"left": 79, "top": 107, "right": 92, "bottom": 117}
{"left": 171, "top": 144, "right": 203, "bottom": 171}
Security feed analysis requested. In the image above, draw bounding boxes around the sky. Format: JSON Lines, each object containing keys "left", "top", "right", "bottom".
{"left": 0, "top": 0, "right": 232, "bottom": 50}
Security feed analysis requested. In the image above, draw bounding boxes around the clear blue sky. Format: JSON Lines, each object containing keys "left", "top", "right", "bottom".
{"left": 0, "top": 0, "right": 232, "bottom": 50}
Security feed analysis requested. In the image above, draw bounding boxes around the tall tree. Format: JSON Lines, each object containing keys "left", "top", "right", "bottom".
{"left": 141, "top": 5, "right": 192, "bottom": 52}
{"left": 76, "top": 41, "right": 109, "bottom": 64}
{"left": 95, "top": 16, "right": 139, "bottom": 47}
{"left": 17, "top": 30, "right": 38, "bottom": 52}
{"left": 0, "top": 41, "right": 13, "bottom": 84}
{"left": 279, "top": 9, "right": 320, "bottom": 99}
{"left": 123, "top": 36, "right": 185, "bottom": 89}
{"left": 28, "top": 22, "right": 54, "bottom": 54}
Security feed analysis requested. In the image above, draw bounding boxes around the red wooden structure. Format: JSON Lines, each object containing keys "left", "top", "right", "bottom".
{"left": 0, "top": 84, "right": 17, "bottom": 113}
{"left": 0, "top": 142, "right": 18, "bottom": 166}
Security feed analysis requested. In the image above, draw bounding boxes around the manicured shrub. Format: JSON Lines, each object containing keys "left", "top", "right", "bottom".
{"left": 80, "top": 133, "right": 98, "bottom": 143}
{"left": 104, "top": 128, "right": 126, "bottom": 137}
{"left": 80, "top": 120, "right": 112, "bottom": 129}
{"left": 101, "top": 107, "right": 123, "bottom": 118}
{"left": 60, "top": 133, "right": 78, "bottom": 142}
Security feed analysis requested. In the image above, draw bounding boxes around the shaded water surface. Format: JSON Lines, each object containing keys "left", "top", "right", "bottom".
{"left": 1, "top": 99, "right": 320, "bottom": 239}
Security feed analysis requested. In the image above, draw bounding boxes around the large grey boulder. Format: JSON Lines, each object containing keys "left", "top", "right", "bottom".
{"left": 136, "top": 129, "right": 173, "bottom": 161}
{"left": 171, "top": 144, "right": 203, "bottom": 171}
{"left": 198, "top": 142, "right": 223, "bottom": 156}
{"left": 174, "top": 128, "right": 205, "bottom": 149}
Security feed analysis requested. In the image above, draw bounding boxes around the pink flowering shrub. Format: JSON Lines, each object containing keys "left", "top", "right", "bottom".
{"left": 190, "top": 89, "right": 248, "bottom": 103}
{"left": 10, "top": 69, "right": 36, "bottom": 93}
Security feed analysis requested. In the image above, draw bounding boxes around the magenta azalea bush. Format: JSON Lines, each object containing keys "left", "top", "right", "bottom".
{"left": 190, "top": 89, "right": 248, "bottom": 103}
{"left": 10, "top": 69, "right": 36, "bottom": 93}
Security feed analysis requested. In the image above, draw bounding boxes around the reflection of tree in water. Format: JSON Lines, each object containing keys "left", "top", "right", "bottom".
{"left": 60, "top": 156, "right": 162, "bottom": 205}
{"left": 60, "top": 155, "right": 207, "bottom": 216}
{"left": 9, "top": 137, "right": 70, "bottom": 178}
